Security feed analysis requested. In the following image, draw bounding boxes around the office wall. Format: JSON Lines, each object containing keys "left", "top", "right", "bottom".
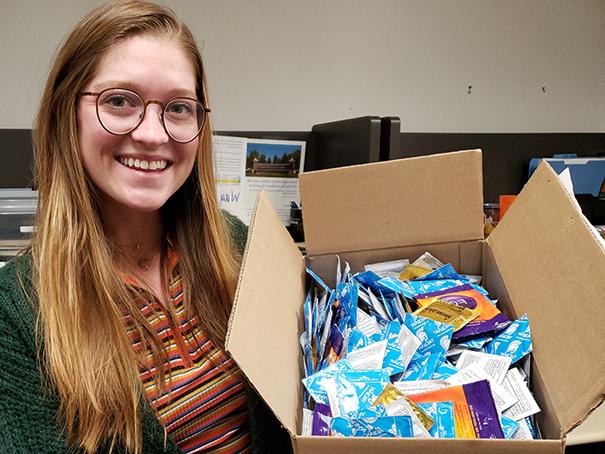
{"left": 0, "top": 0, "right": 604, "bottom": 132}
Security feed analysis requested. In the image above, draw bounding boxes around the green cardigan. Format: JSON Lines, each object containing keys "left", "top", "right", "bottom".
{"left": 0, "top": 213, "right": 292, "bottom": 453}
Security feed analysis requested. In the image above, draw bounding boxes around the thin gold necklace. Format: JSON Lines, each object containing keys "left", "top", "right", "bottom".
{"left": 117, "top": 241, "right": 160, "bottom": 271}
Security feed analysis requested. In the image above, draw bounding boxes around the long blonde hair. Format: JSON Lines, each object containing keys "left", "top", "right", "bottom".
{"left": 31, "top": 1, "right": 240, "bottom": 452}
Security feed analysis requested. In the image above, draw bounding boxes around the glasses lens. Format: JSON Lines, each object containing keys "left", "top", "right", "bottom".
{"left": 97, "top": 89, "right": 144, "bottom": 134}
{"left": 164, "top": 98, "right": 204, "bottom": 142}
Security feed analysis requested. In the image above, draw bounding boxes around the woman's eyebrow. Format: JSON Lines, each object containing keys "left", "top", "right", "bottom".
{"left": 90, "top": 81, "right": 197, "bottom": 99}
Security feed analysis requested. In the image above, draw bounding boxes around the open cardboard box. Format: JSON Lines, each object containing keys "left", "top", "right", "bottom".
{"left": 225, "top": 150, "right": 605, "bottom": 453}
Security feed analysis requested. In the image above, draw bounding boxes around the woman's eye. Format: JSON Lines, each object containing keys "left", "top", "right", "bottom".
{"left": 105, "top": 95, "right": 129, "bottom": 107}
{"left": 167, "top": 102, "right": 193, "bottom": 115}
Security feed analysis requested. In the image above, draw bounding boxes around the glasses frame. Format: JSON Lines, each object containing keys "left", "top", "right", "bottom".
{"left": 79, "top": 87, "right": 211, "bottom": 144}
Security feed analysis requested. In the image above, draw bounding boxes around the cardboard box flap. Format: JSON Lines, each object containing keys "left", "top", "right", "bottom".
{"left": 487, "top": 162, "right": 605, "bottom": 435}
{"left": 300, "top": 150, "right": 484, "bottom": 256}
{"left": 226, "top": 192, "right": 306, "bottom": 437}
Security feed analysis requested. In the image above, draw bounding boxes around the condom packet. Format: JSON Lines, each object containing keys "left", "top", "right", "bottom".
{"left": 300, "top": 331, "right": 315, "bottom": 378}
{"left": 346, "top": 340, "right": 387, "bottom": 370}
{"left": 353, "top": 270, "right": 390, "bottom": 295}
{"left": 325, "top": 323, "right": 346, "bottom": 366}
{"left": 399, "top": 264, "right": 432, "bottom": 281}
{"left": 371, "top": 320, "right": 419, "bottom": 376}
{"left": 416, "top": 401, "right": 456, "bottom": 438}
{"left": 483, "top": 314, "right": 532, "bottom": 364}
{"left": 501, "top": 368, "right": 541, "bottom": 421}
{"left": 307, "top": 266, "right": 331, "bottom": 293}
{"left": 346, "top": 327, "right": 370, "bottom": 353}
{"left": 415, "top": 284, "right": 511, "bottom": 340}
{"left": 403, "top": 313, "right": 454, "bottom": 359}
{"left": 512, "top": 417, "right": 537, "bottom": 439}
{"left": 394, "top": 379, "right": 449, "bottom": 395}
{"left": 375, "top": 384, "right": 433, "bottom": 437}
{"left": 312, "top": 403, "right": 332, "bottom": 436}
{"left": 331, "top": 369, "right": 390, "bottom": 417}
{"left": 364, "top": 258, "right": 410, "bottom": 279}
{"left": 414, "top": 263, "right": 463, "bottom": 282}
{"left": 414, "top": 298, "right": 480, "bottom": 332}
{"left": 455, "top": 334, "right": 493, "bottom": 350}
{"left": 402, "top": 352, "right": 445, "bottom": 381}
{"left": 330, "top": 415, "right": 414, "bottom": 438}
{"left": 431, "top": 361, "right": 459, "bottom": 380}
{"left": 409, "top": 379, "right": 504, "bottom": 439}
{"left": 500, "top": 415, "right": 521, "bottom": 439}
{"left": 412, "top": 252, "right": 445, "bottom": 270}
{"left": 304, "top": 290, "right": 313, "bottom": 343}
{"left": 302, "top": 359, "right": 353, "bottom": 405}
{"left": 316, "top": 291, "right": 336, "bottom": 365}
{"left": 446, "top": 365, "right": 518, "bottom": 413}
{"left": 456, "top": 350, "right": 512, "bottom": 384}
{"left": 384, "top": 293, "right": 409, "bottom": 323}
{"left": 460, "top": 274, "right": 483, "bottom": 285}
{"left": 302, "top": 408, "right": 314, "bottom": 435}
{"left": 401, "top": 278, "right": 468, "bottom": 299}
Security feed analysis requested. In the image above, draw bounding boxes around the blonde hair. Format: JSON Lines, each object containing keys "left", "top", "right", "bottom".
{"left": 31, "top": 1, "right": 240, "bottom": 452}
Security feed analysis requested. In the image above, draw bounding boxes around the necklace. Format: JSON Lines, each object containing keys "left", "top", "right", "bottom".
{"left": 116, "top": 241, "right": 159, "bottom": 271}
{"left": 135, "top": 243, "right": 152, "bottom": 270}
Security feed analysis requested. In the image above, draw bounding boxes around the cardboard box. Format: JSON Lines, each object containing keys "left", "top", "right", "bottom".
{"left": 226, "top": 150, "right": 605, "bottom": 454}
{"left": 528, "top": 156, "right": 605, "bottom": 197}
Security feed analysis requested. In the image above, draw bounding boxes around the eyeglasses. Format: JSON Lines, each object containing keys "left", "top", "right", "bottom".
{"left": 79, "top": 88, "right": 210, "bottom": 143}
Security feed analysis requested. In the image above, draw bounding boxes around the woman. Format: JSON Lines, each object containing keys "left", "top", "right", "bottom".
{"left": 0, "top": 1, "right": 290, "bottom": 453}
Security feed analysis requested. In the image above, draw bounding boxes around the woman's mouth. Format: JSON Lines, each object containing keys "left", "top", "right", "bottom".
{"left": 117, "top": 156, "right": 170, "bottom": 171}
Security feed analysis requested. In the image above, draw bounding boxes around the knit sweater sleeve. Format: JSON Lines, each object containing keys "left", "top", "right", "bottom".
{"left": 0, "top": 258, "right": 69, "bottom": 453}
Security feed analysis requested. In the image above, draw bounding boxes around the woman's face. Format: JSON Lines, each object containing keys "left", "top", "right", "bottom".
{"left": 77, "top": 34, "right": 199, "bottom": 215}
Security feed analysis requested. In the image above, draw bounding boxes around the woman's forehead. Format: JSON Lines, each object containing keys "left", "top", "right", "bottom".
{"left": 89, "top": 34, "right": 197, "bottom": 97}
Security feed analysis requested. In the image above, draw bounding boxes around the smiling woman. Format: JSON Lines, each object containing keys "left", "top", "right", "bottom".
{"left": 0, "top": 1, "right": 290, "bottom": 454}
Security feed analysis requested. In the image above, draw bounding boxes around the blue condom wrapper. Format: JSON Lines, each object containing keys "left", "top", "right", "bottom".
{"left": 347, "top": 327, "right": 370, "bottom": 353}
{"left": 402, "top": 352, "right": 445, "bottom": 381}
{"left": 367, "top": 320, "right": 407, "bottom": 376}
{"left": 500, "top": 415, "right": 521, "bottom": 439}
{"left": 376, "top": 277, "right": 416, "bottom": 299}
{"left": 353, "top": 271, "right": 384, "bottom": 294}
{"left": 483, "top": 314, "right": 532, "bottom": 364}
{"left": 304, "top": 291, "right": 313, "bottom": 343}
{"left": 414, "top": 263, "right": 463, "bottom": 281}
{"left": 403, "top": 313, "right": 454, "bottom": 360}
{"left": 337, "top": 281, "right": 358, "bottom": 327}
{"left": 312, "top": 403, "right": 332, "bottom": 436}
{"left": 524, "top": 416, "right": 537, "bottom": 438}
{"left": 379, "top": 291, "right": 397, "bottom": 321}
{"left": 431, "top": 361, "right": 459, "bottom": 380}
{"left": 405, "top": 279, "right": 467, "bottom": 298}
{"left": 330, "top": 416, "right": 414, "bottom": 438}
{"left": 336, "top": 369, "right": 390, "bottom": 416}
{"left": 307, "top": 267, "right": 332, "bottom": 293}
{"left": 302, "top": 359, "right": 353, "bottom": 405}
{"left": 455, "top": 334, "right": 493, "bottom": 350}
{"left": 417, "top": 401, "right": 456, "bottom": 438}
{"left": 300, "top": 331, "right": 314, "bottom": 378}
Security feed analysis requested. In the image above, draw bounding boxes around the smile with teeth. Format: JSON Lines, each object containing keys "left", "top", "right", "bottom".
{"left": 118, "top": 157, "right": 169, "bottom": 171}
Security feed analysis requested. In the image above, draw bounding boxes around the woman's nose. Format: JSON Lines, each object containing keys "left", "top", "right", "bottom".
{"left": 130, "top": 103, "right": 170, "bottom": 147}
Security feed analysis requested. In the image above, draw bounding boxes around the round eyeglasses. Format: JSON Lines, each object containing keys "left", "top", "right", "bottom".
{"left": 79, "top": 88, "right": 210, "bottom": 144}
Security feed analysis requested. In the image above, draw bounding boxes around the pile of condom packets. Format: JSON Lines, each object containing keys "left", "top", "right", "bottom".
{"left": 300, "top": 252, "right": 540, "bottom": 440}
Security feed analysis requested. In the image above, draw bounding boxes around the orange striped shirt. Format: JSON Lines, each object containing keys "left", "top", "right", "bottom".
{"left": 122, "top": 257, "right": 250, "bottom": 453}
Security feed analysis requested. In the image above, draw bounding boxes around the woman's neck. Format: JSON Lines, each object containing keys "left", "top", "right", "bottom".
{"left": 99, "top": 195, "right": 164, "bottom": 268}
{"left": 102, "top": 203, "right": 163, "bottom": 249}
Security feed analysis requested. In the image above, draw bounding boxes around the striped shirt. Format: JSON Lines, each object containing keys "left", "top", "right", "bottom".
{"left": 122, "top": 255, "right": 251, "bottom": 453}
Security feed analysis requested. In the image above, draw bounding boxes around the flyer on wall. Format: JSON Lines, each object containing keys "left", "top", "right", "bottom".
{"left": 213, "top": 135, "right": 306, "bottom": 226}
